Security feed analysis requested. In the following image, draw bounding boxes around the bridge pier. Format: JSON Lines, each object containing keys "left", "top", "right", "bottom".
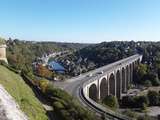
{"left": 97, "top": 79, "right": 101, "bottom": 100}
{"left": 122, "top": 67, "right": 127, "bottom": 93}
{"left": 116, "top": 70, "right": 122, "bottom": 99}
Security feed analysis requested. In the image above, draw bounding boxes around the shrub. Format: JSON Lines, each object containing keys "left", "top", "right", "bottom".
{"left": 53, "top": 101, "right": 65, "bottom": 110}
{"left": 146, "top": 72, "right": 160, "bottom": 86}
{"left": 121, "top": 96, "right": 149, "bottom": 108}
{"left": 45, "top": 85, "right": 95, "bottom": 120}
{"left": 147, "top": 91, "right": 160, "bottom": 106}
{"left": 38, "top": 79, "right": 49, "bottom": 93}
{"left": 143, "top": 80, "right": 152, "bottom": 87}
{"left": 134, "top": 96, "right": 149, "bottom": 108}
{"left": 137, "top": 114, "right": 151, "bottom": 120}
{"left": 45, "top": 86, "right": 72, "bottom": 102}
{"left": 60, "top": 110, "right": 71, "bottom": 120}
{"left": 102, "top": 95, "right": 119, "bottom": 109}
{"left": 141, "top": 103, "right": 148, "bottom": 112}
{"left": 123, "top": 109, "right": 137, "bottom": 118}
{"left": 121, "top": 96, "right": 135, "bottom": 108}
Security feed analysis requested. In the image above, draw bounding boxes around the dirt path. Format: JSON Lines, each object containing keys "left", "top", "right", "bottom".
{"left": 0, "top": 84, "right": 28, "bottom": 120}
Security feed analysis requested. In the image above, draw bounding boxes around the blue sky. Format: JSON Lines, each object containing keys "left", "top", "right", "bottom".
{"left": 0, "top": 0, "right": 160, "bottom": 43}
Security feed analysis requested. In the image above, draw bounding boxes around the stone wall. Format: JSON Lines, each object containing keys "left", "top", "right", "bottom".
{"left": 0, "top": 45, "right": 8, "bottom": 63}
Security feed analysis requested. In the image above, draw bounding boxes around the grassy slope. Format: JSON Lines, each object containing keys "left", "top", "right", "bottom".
{"left": 0, "top": 65, "right": 48, "bottom": 120}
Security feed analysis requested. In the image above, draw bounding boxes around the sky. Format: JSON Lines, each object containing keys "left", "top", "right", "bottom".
{"left": 0, "top": 0, "right": 160, "bottom": 43}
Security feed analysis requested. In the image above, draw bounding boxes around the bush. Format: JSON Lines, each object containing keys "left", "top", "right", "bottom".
{"left": 134, "top": 96, "right": 149, "bottom": 108}
{"left": 146, "top": 72, "right": 160, "bottom": 86}
{"left": 45, "top": 86, "right": 72, "bottom": 102}
{"left": 45, "top": 86, "right": 95, "bottom": 120}
{"left": 123, "top": 109, "right": 137, "bottom": 118}
{"left": 147, "top": 91, "right": 160, "bottom": 106}
{"left": 121, "top": 96, "right": 149, "bottom": 108}
{"left": 137, "top": 114, "right": 152, "bottom": 120}
{"left": 60, "top": 110, "right": 71, "bottom": 120}
{"left": 122, "top": 96, "right": 136, "bottom": 108}
{"left": 22, "top": 71, "right": 95, "bottom": 120}
{"left": 53, "top": 101, "right": 65, "bottom": 110}
{"left": 102, "top": 95, "right": 119, "bottom": 109}
{"left": 38, "top": 79, "right": 49, "bottom": 93}
{"left": 143, "top": 80, "right": 152, "bottom": 87}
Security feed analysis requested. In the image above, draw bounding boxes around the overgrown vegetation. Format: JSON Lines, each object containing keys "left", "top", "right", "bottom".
{"left": 102, "top": 95, "right": 119, "bottom": 109}
{"left": 6, "top": 38, "right": 88, "bottom": 73}
{"left": 121, "top": 90, "right": 160, "bottom": 109}
{"left": 58, "top": 41, "right": 137, "bottom": 76}
{"left": 23, "top": 71, "right": 96, "bottom": 120}
{"left": 133, "top": 63, "right": 160, "bottom": 86}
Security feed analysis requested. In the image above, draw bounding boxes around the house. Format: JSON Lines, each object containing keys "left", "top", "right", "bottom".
{"left": 48, "top": 61, "right": 65, "bottom": 73}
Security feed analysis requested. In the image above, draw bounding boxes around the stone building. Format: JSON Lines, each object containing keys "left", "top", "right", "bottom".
{"left": 0, "top": 44, "right": 8, "bottom": 63}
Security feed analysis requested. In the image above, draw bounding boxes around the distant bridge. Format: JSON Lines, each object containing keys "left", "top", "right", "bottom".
{"left": 55, "top": 54, "right": 142, "bottom": 120}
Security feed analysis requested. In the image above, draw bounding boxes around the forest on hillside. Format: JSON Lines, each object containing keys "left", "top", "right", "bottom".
{"left": 5, "top": 38, "right": 160, "bottom": 79}
{"left": 6, "top": 38, "right": 88, "bottom": 72}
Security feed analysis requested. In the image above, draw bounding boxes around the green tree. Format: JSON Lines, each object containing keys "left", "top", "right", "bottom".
{"left": 134, "top": 96, "right": 149, "bottom": 108}
{"left": 145, "top": 72, "right": 160, "bottom": 86}
{"left": 134, "top": 63, "right": 148, "bottom": 84}
{"left": 102, "top": 95, "right": 119, "bottom": 109}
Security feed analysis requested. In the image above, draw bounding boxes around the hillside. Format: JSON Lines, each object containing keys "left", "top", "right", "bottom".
{"left": 0, "top": 65, "right": 48, "bottom": 120}
{"left": 57, "top": 41, "right": 137, "bottom": 76}
{"left": 6, "top": 39, "right": 89, "bottom": 72}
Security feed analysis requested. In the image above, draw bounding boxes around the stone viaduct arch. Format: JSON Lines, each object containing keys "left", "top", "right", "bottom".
{"left": 116, "top": 70, "right": 121, "bottom": 98}
{"left": 109, "top": 73, "right": 116, "bottom": 96}
{"left": 100, "top": 77, "right": 108, "bottom": 100}
{"left": 89, "top": 84, "right": 97, "bottom": 101}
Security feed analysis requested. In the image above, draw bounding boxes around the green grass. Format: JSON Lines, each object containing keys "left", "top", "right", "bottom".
{"left": 0, "top": 65, "right": 48, "bottom": 120}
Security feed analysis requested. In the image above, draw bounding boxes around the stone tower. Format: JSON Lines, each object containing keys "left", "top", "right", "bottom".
{"left": 0, "top": 44, "right": 8, "bottom": 63}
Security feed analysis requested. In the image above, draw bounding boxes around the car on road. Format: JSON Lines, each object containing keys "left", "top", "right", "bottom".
{"left": 96, "top": 71, "right": 104, "bottom": 74}
{"left": 86, "top": 73, "right": 93, "bottom": 77}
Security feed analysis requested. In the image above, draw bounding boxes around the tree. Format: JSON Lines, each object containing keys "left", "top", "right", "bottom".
{"left": 38, "top": 79, "right": 49, "bottom": 93}
{"left": 102, "top": 95, "right": 119, "bottom": 109}
{"left": 37, "top": 64, "right": 53, "bottom": 79}
{"left": 134, "top": 96, "right": 149, "bottom": 108}
{"left": 146, "top": 72, "right": 160, "bottom": 86}
{"left": 133, "top": 63, "right": 148, "bottom": 84}
{"left": 121, "top": 96, "right": 149, "bottom": 108}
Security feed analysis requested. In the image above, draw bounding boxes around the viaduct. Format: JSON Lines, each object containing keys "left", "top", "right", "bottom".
{"left": 55, "top": 54, "right": 142, "bottom": 120}
{"left": 83, "top": 54, "right": 142, "bottom": 101}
